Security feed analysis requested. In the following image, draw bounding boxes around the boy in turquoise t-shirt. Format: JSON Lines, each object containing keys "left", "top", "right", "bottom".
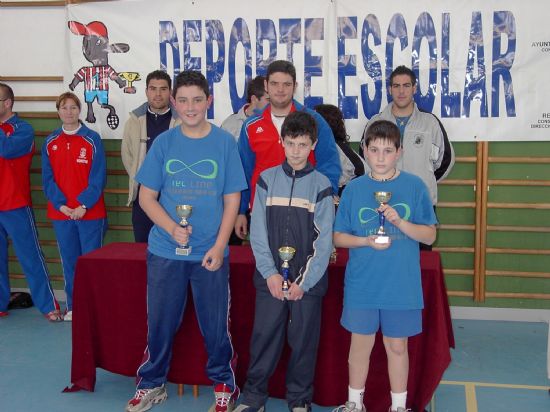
{"left": 125, "top": 71, "right": 247, "bottom": 412}
{"left": 333, "top": 120, "right": 437, "bottom": 412}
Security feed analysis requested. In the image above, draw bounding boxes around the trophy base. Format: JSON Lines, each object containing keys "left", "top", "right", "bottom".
{"left": 175, "top": 246, "right": 192, "bottom": 256}
{"left": 374, "top": 235, "right": 390, "bottom": 244}
{"left": 124, "top": 87, "right": 137, "bottom": 94}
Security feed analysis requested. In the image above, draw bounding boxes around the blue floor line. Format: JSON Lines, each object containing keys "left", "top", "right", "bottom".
{"left": 1, "top": 310, "right": 549, "bottom": 411}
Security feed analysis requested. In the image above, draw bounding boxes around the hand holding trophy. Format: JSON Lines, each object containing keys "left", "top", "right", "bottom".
{"left": 175, "top": 205, "right": 193, "bottom": 256}
{"left": 373, "top": 191, "right": 392, "bottom": 244}
{"left": 278, "top": 246, "right": 296, "bottom": 300}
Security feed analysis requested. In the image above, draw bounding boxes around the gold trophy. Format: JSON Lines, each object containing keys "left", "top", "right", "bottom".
{"left": 373, "top": 191, "right": 392, "bottom": 244}
{"left": 119, "top": 72, "right": 141, "bottom": 94}
{"left": 278, "top": 246, "right": 296, "bottom": 299}
{"left": 175, "top": 205, "right": 193, "bottom": 256}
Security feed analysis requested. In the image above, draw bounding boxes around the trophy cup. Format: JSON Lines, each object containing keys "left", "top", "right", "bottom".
{"left": 119, "top": 72, "right": 141, "bottom": 94}
{"left": 373, "top": 191, "right": 392, "bottom": 244}
{"left": 175, "top": 205, "right": 193, "bottom": 256}
{"left": 278, "top": 246, "right": 296, "bottom": 299}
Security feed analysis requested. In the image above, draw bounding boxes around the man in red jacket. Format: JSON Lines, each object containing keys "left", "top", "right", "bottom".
{"left": 0, "top": 83, "right": 61, "bottom": 321}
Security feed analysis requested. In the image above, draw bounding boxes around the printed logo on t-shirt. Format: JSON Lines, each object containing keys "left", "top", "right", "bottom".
{"left": 358, "top": 202, "right": 411, "bottom": 238}
{"left": 165, "top": 158, "right": 218, "bottom": 179}
{"left": 77, "top": 147, "right": 89, "bottom": 164}
{"left": 256, "top": 126, "right": 264, "bottom": 133}
{"left": 52, "top": 144, "right": 58, "bottom": 151}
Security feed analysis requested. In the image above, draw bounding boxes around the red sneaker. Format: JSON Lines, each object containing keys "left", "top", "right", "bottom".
{"left": 208, "top": 383, "right": 239, "bottom": 412}
{"left": 125, "top": 385, "right": 167, "bottom": 412}
{"left": 0, "top": 311, "right": 8, "bottom": 318}
{"left": 44, "top": 310, "right": 63, "bottom": 322}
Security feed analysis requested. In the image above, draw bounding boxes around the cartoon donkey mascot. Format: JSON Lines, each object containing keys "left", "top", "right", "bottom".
{"left": 68, "top": 20, "right": 130, "bottom": 130}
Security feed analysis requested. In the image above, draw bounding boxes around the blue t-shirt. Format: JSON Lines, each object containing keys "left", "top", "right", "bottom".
{"left": 334, "top": 171, "right": 437, "bottom": 310}
{"left": 136, "top": 124, "right": 247, "bottom": 260}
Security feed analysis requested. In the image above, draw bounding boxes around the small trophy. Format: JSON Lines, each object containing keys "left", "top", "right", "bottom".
{"left": 119, "top": 72, "right": 141, "bottom": 94}
{"left": 278, "top": 246, "right": 296, "bottom": 299}
{"left": 373, "top": 191, "right": 392, "bottom": 244}
{"left": 175, "top": 205, "right": 193, "bottom": 256}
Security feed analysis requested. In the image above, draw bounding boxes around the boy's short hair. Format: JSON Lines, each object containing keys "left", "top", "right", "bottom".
{"left": 146, "top": 70, "right": 172, "bottom": 89}
{"left": 390, "top": 65, "right": 417, "bottom": 86}
{"left": 281, "top": 111, "right": 317, "bottom": 144}
{"left": 362, "top": 120, "right": 401, "bottom": 150}
{"left": 173, "top": 71, "right": 209, "bottom": 98}
{"left": 246, "top": 75, "right": 266, "bottom": 103}
{"left": 266, "top": 60, "right": 296, "bottom": 84}
{"left": 56, "top": 91, "right": 81, "bottom": 111}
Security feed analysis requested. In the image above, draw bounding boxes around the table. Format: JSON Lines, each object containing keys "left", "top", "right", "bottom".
{"left": 70, "top": 243, "right": 454, "bottom": 411}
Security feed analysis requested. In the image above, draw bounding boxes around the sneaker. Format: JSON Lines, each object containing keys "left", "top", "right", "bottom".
{"left": 64, "top": 310, "right": 73, "bottom": 322}
{"left": 0, "top": 311, "right": 8, "bottom": 317}
{"left": 332, "top": 401, "right": 366, "bottom": 412}
{"left": 233, "top": 405, "right": 264, "bottom": 412}
{"left": 45, "top": 310, "right": 63, "bottom": 322}
{"left": 125, "top": 385, "right": 167, "bottom": 412}
{"left": 292, "top": 403, "right": 312, "bottom": 412}
{"left": 208, "top": 383, "right": 239, "bottom": 412}
{"left": 389, "top": 408, "right": 411, "bottom": 412}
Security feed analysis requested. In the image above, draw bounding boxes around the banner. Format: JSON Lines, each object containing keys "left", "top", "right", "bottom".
{"left": 66, "top": 0, "right": 550, "bottom": 141}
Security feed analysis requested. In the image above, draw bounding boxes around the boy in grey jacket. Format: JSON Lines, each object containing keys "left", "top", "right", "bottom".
{"left": 234, "top": 111, "right": 335, "bottom": 412}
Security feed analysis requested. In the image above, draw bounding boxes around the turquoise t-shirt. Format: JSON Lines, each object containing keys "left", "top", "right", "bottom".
{"left": 136, "top": 124, "right": 247, "bottom": 260}
{"left": 334, "top": 171, "right": 437, "bottom": 310}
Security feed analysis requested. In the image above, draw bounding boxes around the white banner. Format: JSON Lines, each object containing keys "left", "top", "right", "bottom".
{"left": 65, "top": 0, "right": 550, "bottom": 141}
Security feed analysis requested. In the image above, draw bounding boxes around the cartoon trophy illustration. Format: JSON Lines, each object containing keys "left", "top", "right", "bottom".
{"left": 175, "top": 205, "right": 193, "bottom": 255}
{"left": 119, "top": 71, "right": 141, "bottom": 94}
{"left": 373, "top": 191, "right": 392, "bottom": 244}
{"left": 278, "top": 246, "right": 296, "bottom": 299}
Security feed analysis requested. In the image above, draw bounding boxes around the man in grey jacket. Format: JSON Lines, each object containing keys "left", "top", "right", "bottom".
{"left": 363, "top": 66, "right": 455, "bottom": 207}
{"left": 221, "top": 75, "right": 268, "bottom": 141}
{"left": 362, "top": 65, "right": 455, "bottom": 250}
{"left": 121, "top": 70, "right": 180, "bottom": 242}
{"left": 222, "top": 75, "right": 268, "bottom": 245}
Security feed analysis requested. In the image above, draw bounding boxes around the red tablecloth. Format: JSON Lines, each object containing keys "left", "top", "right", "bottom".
{"left": 70, "top": 243, "right": 454, "bottom": 411}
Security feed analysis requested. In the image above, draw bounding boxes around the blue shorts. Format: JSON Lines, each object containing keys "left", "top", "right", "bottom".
{"left": 341, "top": 306, "right": 422, "bottom": 338}
{"left": 85, "top": 90, "right": 109, "bottom": 105}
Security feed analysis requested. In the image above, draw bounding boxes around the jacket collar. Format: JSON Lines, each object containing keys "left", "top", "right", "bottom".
{"left": 282, "top": 159, "right": 314, "bottom": 178}
{"left": 132, "top": 101, "right": 178, "bottom": 119}
{"left": 261, "top": 99, "right": 303, "bottom": 121}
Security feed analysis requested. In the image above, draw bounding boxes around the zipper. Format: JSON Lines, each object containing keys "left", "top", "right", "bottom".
{"left": 284, "top": 168, "right": 296, "bottom": 244}
{"left": 285, "top": 169, "right": 297, "bottom": 321}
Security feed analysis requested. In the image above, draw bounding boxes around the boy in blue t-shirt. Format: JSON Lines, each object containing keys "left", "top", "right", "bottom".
{"left": 333, "top": 120, "right": 437, "bottom": 412}
{"left": 125, "top": 71, "right": 247, "bottom": 412}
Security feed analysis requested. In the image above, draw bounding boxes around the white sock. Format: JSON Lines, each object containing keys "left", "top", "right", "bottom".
{"left": 348, "top": 386, "right": 365, "bottom": 409}
{"left": 390, "top": 391, "right": 407, "bottom": 411}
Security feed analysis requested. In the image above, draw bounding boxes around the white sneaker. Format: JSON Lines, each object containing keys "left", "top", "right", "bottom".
{"left": 125, "top": 385, "right": 167, "bottom": 412}
{"left": 332, "top": 401, "right": 366, "bottom": 412}
{"left": 64, "top": 310, "right": 73, "bottom": 322}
